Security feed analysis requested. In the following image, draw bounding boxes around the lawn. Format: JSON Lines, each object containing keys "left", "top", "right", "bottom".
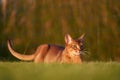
{"left": 0, "top": 62, "right": 120, "bottom": 80}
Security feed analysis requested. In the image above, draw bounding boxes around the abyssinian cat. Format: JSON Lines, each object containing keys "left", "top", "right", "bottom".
{"left": 7, "top": 34, "right": 85, "bottom": 63}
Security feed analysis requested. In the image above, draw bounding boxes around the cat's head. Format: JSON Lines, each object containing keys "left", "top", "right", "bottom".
{"left": 64, "top": 34, "right": 85, "bottom": 56}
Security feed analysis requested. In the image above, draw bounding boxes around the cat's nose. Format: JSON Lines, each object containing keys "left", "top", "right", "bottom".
{"left": 76, "top": 50, "right": 80, "bottom": 54}
{"left": 77, "top": 51, "right": 80, "bottom": 53}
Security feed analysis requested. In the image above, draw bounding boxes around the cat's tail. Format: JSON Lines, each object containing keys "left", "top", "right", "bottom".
{"left": 7, "top": 40, "right": 35, "bottom": 61}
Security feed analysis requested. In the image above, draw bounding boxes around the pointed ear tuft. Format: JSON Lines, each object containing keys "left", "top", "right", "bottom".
{"left": 79, "top": 33, "right": 85, "bottom": 40}
{"left": 78, "top": 33, "right": 85, "bottom": 42}
{"left": 64, "top": 34, "right": 73, "bottom": 44}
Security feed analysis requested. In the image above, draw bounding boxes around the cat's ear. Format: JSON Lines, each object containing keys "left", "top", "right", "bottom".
{"left": 65, "top": 34, "right": 73, "bottom": 44}
{"left": 78, "top": 33, "right": 85, "bottom": 42}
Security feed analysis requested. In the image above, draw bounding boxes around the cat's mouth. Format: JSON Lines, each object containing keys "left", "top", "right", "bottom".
{"left": 71, "top": 51, "right": 81, "bottom": 56}
{"left": 72, "top": 51, "right": 84, "bottom": 56}
{"left": 74, "top": 53, "right": 80, "bottom": 56}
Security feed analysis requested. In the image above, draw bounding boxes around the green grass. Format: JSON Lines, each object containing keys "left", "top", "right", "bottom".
{"left": 0, "top": 62, "right": 120, "bottom": 80}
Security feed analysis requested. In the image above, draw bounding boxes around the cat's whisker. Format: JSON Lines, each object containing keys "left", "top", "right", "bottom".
{"left": 80, "top": 49, "right": 91, "bottom": 55}
{"left": 80, "top": 51, "right": 84, "bottom": 54}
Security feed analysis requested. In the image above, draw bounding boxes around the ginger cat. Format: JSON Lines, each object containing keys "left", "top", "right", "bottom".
{"left": 7, "top": 34, "right": 85, "bottom": 63}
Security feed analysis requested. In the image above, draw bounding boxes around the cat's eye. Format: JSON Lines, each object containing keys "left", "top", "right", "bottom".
{"left": 72, "top": 45, "right": 77, "bottom": 49}
{"left": 80, "top": 45, "right": 84, "bottom": 50}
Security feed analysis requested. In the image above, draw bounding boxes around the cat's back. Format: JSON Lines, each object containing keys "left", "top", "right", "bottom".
{"left": 47, "top": 44, "right": 64, "bottom": 54}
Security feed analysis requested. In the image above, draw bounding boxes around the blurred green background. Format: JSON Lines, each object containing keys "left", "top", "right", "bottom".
{"left": 0, "top": 0, "right": 120, "bottom": 61}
